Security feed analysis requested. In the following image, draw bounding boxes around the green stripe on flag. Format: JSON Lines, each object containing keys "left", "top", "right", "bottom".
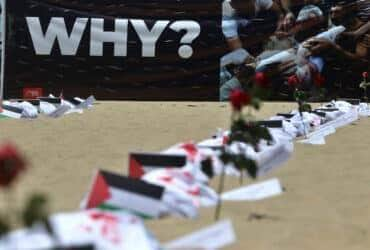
{"left": 0, "top": 114, "right": 10, "bottom": 119}
{"left": 97, "top": 203, "right": 154, "bottom": 220}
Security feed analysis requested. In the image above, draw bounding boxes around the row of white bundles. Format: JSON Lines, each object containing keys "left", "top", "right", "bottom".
{"left": 1, "top": 95, "right": 95, "bottom": 119}
{"left": 268, "top": 100, "right": 360, "bottom": 145}
{"left": 78, "top": 131, "right": 289, "bottom": 219}
{"left": 78, "top": 147, "right": 285, "bottom": 221}
{"left": 137, "top": 125, "right": 292, "bottom": 217}
{"left": 134, "top": 100, "right": 368, "bottom": 218}
{"left": 85, "top": 100, "right": 363, "bottom": 220}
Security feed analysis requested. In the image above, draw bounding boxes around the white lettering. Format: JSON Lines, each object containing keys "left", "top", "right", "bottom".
{"left": 26, "top": 17, "right": 88, "bottom": 55}
{"left": 90, "top": 18, "right": 128, "bottom": 56}
{"left": 130, "top": 19, "right": 169, "bottom": 57}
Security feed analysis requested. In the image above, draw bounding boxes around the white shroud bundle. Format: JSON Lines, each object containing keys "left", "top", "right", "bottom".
{"left": 255, "top": 26, "right": 346, "bottom": 83}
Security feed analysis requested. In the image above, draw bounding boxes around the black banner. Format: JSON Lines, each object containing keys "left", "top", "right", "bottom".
{"left": 3, "top": 0, "right": 224, "bottom": 100}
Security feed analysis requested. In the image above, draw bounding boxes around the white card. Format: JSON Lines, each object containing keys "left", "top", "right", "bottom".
{"left": 221, "top": 178, "right": 283, "bottom": 201}
{"left": 299, "top": 136, "right": 326, "bottom": 145}
{"left": 164, "top": 220, "right": 236, "bottom": 250}
{"left": 46, "top": 104, "right": 71, "bottom": 118}
{"left": 306, "top": 125, "right": 335, "bottom": 139}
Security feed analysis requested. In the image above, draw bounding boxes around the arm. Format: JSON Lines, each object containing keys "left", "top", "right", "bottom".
{"left": 222, "top": 15, "right": 244, "bottom": 51}
{"left": 332, "top": 44, "right": 368, "bottom": 66}
{"left": 327, "top": 42, "right": 368, "bottom": 68}
{"left": 306, "top": 38, "right": 368, "bottom": 68}
{"left": 354, "top": 21, "right": 370, "bottom": 38}
{"left": 342, "top": 21, "right": 370, "bottom": 41}
{"left": 226, "top": 37, "right": 243, "bottom": 51}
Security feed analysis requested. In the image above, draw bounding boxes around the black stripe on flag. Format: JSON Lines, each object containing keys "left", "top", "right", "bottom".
{"left": 131, "top": 153, "right": 186, "bottom": 167}
{"left": 129, "top": 153, "right": 187, "bottom": 178}
{"left": 315, "top": 108, "right": 339, "bottom": 112}
{"left": 17, "top": 99, "right": 40, "bottom": 106}
{"left": 100, "top": 170, "right": 164, "bottom": 200}
{"left": 311, "top": 111, "right": 326, "bottom": 117}
{"left": 13, "top": 99, "right": 41, "bottom": 106}
{"left": 39, "top": 97, "right": 61, "bottom": 104}
{"left": 2, "top": 104, "right": 23, "bottom": 114}
{"left": 256, "top": 120, "right": 283, "bottom": 128}
{"left": 276, "top": 113, "right": 294, "bottom": 118}
{"left": 66, "top": 98, "right": 82, "bottom": 105}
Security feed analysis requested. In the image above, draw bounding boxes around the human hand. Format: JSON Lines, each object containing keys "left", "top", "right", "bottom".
{"left": 304, "top": 38, "right": 335, "bottom": 55}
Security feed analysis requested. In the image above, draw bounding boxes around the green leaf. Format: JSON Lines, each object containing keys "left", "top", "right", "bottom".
{"left": 252, "top": 85, "right": 272, "bottom": 101}
{"left": 220, "top": 151, "right": 231, "bottom": 164}
{"left": 297, "top": 91, "right": 307, "bottom": 100}
{"left": 229, "top": 119, "right": 273, "bottom": 150}
{"left": 251, "top": 97, "right": 261, "bottom": 110}
{"left": 319, "top": 88, "right": 326, "bottom": 98}
{"left": 299, "top": 103, "right": 312, "bottom": 113}
{"left": 232, "top": 155, "right": 258, "bottom": 179}
{"left": 22, "top": 194, "right": 49, "bottom": 228}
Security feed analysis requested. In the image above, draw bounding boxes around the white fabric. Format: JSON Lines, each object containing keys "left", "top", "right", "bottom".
{"left": 50, "top": 210, "right": 159, "bottom": 250}
{"left": 39, "top": 101, "right": 57, "bottom": 115}
{"left": 221, "top": 48, "right": 252, "bottom": 66}
{"left": 222, "top": 178, "right": 283, "bottom": 201}
{"left": 0, "top": 224, "right": 55, "bottom": 250}
{"left": 257, "top": 49, "right": 296, "bottom": 69}
{"left": 297, "top": 26, "right": 346, "bottom": 66}
{"left": 225, "top": 139, "right": 294, "bottom": 177}
{"left": 358, "top": 103, "right": 370, "bottom": 117}
{"left": 142, "top": 167, "right": 218, "bottom": 215}
{"left": 0, "top": 210, "right": 159, "bottom": 250}
{"left": 3, "top": 101, "right": 38, "bottom": 118}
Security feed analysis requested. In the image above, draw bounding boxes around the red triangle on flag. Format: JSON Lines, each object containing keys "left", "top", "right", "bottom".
{"left": 86, "top": 172, "right": 111, "bottom": 209}
{"left": 129, "top": 156, "right": 145, "bottom": 179}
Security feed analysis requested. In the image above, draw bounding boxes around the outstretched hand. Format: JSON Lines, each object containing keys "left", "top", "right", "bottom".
{"left": 304, "top": 38, "right": 336, "bottom": 55}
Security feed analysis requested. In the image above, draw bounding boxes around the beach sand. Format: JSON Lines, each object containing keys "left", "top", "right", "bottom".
{"left": 0, "top": 101, "right": 369, "bottom": 249}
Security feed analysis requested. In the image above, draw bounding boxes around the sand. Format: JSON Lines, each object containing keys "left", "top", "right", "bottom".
{"left": 0, "top": 101, "right": 370, "bottom": 249}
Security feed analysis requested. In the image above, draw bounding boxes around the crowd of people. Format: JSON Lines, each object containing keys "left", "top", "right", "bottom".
{"left": 220, "top": 0, "right": 370, "bottom": 101}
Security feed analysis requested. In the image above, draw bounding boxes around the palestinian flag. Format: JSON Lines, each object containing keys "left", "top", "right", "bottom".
{"left": 64, "top": 97, "right": 84, "bottom": 106}
{"left": 63, "top": 96, "right": 96, "bottom": 109}
{"left": 129, "top": 153, "right": 186, "bottom": 178}
{"left": 84, "top": 170, "right": 165, "bottom": 218}
{"left": 10, "top": 99, "right": 40, "bottom": 106}
{"left": 0, "top": 104, "right": 23, "bottom": 119}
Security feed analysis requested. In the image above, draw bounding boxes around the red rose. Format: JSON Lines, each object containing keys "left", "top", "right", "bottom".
{"left": 363, "top": 72, "right": 369, "bottom": 79}
{"left": 0, "top": 143, "right": 26, "bottom": 187}
{"left": 229, "top": 89, "right": 251, "bottom": 111}
{"left": 222, "top": 136, "right": 229, "bottom": 145}
{"left": 313, "top": 73, "right": 325, "bottom": 87}
{"left": 287, "top": 75, "right": 300, "bottom": 88}
{"left": 254, "top": 72, "right": 269, "bottom": 88}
